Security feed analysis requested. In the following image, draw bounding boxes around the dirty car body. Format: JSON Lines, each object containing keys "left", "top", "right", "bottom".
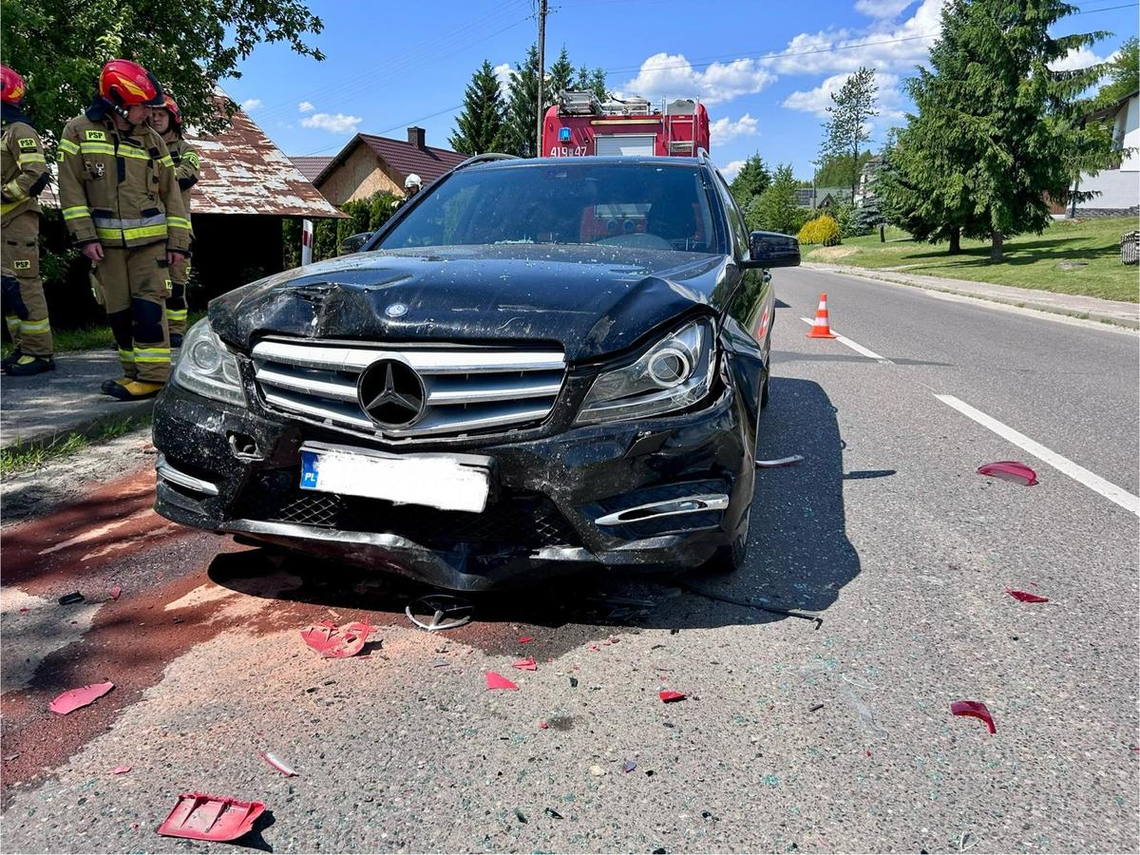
{"left": 152, "top": 154, "right": 799, "bottom": 591}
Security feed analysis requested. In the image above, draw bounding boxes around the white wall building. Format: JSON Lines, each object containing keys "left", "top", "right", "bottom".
{"left": 1068, "top": 89, "right": 1140, "bottom": 216}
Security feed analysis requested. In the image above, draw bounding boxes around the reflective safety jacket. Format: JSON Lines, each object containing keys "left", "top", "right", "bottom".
{"left": 166, "top": 135, "right": 199, "bottom": 232}
{"left": 57, "top": 114, "right": 190, "bottom": 252}
{"left": 0, "top": 114, "right": 49, "bottom": 227}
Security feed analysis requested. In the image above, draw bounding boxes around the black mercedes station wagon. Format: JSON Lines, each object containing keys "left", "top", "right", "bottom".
{"left": 152, "top": 153, "right": 800, "bottom": 590}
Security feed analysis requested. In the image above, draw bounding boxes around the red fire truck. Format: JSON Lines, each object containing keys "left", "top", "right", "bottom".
{"left": 541, "top": 91, "right": 711, "bottom": 158}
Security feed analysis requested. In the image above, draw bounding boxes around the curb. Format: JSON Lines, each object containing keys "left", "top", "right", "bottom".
{"left": 0, "top": 400, "right": 154, "bottom": 453}
{"left": 801, "top": 263, "right": 1140, "bottom": 330}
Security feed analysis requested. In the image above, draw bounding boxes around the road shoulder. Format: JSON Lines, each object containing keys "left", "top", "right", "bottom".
{"left": 802, "top": 262, "right": 1140, "bottom": 329}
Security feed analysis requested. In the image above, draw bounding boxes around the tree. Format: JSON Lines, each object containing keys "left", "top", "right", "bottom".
{"left": 504, "top": 44, "right": 540, "bottom": 157}
{"left": 751, "top": 164, "right": 804, "bottom": 235}
{"left": 1095, "top": 36, "right": 1139, "bottom": 107}
{"left": 0, "top": 0, "right": 323, "bottom": 137}
{"left": 450, "top": 60, "right": 506, "bottom": 155}
{"left": 547, "top": 47, "right": 575, "bottom": 106}
{"left": 728, "top": 153, "right": 770, "bottom": 209}
{"left": 819, "top": 67, "right": 878, "bottom": 202}
{"left": 573, "top": 65, "right": 608, "bottom": 101}
{"left": 881, "top": 0, "right": 1112, "bottom": 261}
{"left": 814, "top": 151, "right": 873, "bottom": 193}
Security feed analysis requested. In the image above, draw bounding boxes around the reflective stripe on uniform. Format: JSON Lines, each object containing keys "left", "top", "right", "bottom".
{"left": 167, "top": 216, "right": 191, "bottom": 230}
{"left": 118, "top": 144, "right": 151, "bottom": 161}
{"left": 95, "top": 224, "right": 169, "bottom": 242}
{"left": 5, "top": 316, "right": 20, "bottom": 334}
{"left": 62, "top": 205, "right": 91, "bottom": 221}
{"left": 119, "top": 348, "right": 135, "bottom": 362}
{"left": 184, "top": 152, "right": 200, "bottom": 168}
{"left": 79, "top": 141, "right": 116, "bottom": 156}
{"left": 134, "top": 347, "right": 171, "bottom": 363}
{"left": 17, "top": 152, "right": 46, "bottom": 165}
{"left": 4, "top": 179, "right": 28, "bottom": 200}
{"left": 20, "top": 318, "right": 50, "bottom": 334}
{"left": 159, "top": 154, "right": 174, "bottom": 167}
{"left": 0, "top": 200, "right": 20, "bottom": 216}
{"left": 166, "top": 309, "right": 188, "bottom": 321}
{"left": 57, "top": 139, "right": 80, "bottom": 156}
{"left": 93, "top": 213, "right": 167, "bottom": 230}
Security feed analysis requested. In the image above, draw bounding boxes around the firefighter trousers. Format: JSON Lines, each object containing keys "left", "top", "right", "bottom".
{"left": 1, "top": 210, "right": 52, "bottom": 357}
{"left": 166, "top": 255, "right": 189, "bottom": 338}
{"left": 92, "top": 242, "right": 171, "bottom": 383}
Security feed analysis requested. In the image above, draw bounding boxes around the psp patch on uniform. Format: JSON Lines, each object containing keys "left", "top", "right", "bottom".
{"left": 17, "top": 138, "right": 36, "bottom": 149}
{"left": 84, "top": 130, "right": 107, "bottom": 141}
{"left": 13, "top": 260, "right": 31, "bottom": 270}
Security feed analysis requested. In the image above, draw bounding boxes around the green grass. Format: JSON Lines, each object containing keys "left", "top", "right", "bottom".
{"left": 0, "top": 414, "right": 152, "bottom": 478}
{"left": 804, "top": 217, "right": 1140, "bottom": 303}
{"left": 1, "top": 310, "right": 206, "bottom": 358}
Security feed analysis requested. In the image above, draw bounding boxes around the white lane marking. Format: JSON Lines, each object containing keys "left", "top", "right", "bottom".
{"left": 799, "top": 317, "right": 894, "bottom": 364}
{"left": 934, "top": 394, "right": 1140, "bottom": 516}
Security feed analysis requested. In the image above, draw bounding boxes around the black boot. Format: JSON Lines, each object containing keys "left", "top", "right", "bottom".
{"left": 6, "top": 355, "right": 55, "bottom": 376}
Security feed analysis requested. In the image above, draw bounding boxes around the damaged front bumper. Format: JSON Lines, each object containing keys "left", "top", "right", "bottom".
{"left": 152, "top": 377, "right": 753, "bottom": 591}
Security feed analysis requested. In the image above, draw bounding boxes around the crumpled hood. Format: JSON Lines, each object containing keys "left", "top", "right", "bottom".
{"left": 209, "top": 244, "right": 727, "bottom": 362}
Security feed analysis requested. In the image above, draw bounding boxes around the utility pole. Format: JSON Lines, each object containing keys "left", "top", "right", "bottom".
{"left": 535, "top": 0, "right": 547, "bottom": 157}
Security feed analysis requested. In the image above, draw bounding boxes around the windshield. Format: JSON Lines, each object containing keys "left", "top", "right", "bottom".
{"left": 376, "top": 163, "right": 719, "bottom": 254}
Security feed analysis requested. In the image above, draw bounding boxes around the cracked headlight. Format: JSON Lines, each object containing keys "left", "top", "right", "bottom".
{"left": 576, "top": 317, "right": 716, "bottom": 424}
{"left": 171, "top": 319, "right": 245, "bottom": 404}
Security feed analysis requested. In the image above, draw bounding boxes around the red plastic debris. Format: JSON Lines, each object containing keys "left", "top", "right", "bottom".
{"left": 517, "top": 636, "right": 533, "bottom": 644}
{"left": 258, "top": 751, "right": 297, "bottom": 777}
{"left": 112, "top": 766, "right": 131, "bottom": 774}
{"left": 18, "top": 607, "right": 29, "bottom": 613}
{"left": 299, "top": 622, "right": 373, "bottom": 658}
{"left": 951, "top": 700, "right": 996, "bottom": 734}
{"left": 1006, "top": 589, "right": 1049, "bottom": 603}
{"left": 659, "top": 690, "right": 686, "bottom": 703}
{"left": 485, "top": 671, "right": 519, "bottom": 691}
{"left": 539, "top": 721, "right": 549, "bottom": 729}
{"left": 589, "top": 643, "right": 599, "bottom": 651}
{"left": 49, "top": 682, "right": 114, "bottom": 715}
{"left": 156, "top": 793, "right": 266, "bottom": 842}
{"left": 110, "top": 586, "right": 122, "bottom": 601}
{"left": 512, "top": 658, "right": 537, "bottom": 671}
{"left": 977, "top": 461, "right": 1037, "bottom": 486}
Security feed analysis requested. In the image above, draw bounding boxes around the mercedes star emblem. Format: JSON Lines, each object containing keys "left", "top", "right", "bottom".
{"left": 384, "top": 302, "right": 409, "bottom": 318}
{"left": 357, "top": 358, "right": 425, "bottom": 428}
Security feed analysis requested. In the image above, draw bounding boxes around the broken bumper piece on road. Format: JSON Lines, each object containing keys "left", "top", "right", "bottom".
{"left": 151, "top": 374, "right": 752, "bottom": 591}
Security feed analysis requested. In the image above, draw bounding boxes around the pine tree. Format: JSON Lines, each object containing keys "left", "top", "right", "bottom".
{"left": 449, "top": 60, "right": 506, "bottom": 155}
{"left": 819, "top": 68, "right": 878, "bottom": 203}
{"left": 881, "top": 0, "right": 1112, "bottom": 261}
{"left": 573, "top": 65, "right": 608, "bottom": 101}
{"left": 752, "top": 165, "right": 804, "bottom": 235}
{"left": 728, "top": 153, "right": 770, "bottom": 209}
{"left": 547, "top": 47, "right": 575, "bottom": 107}
{"left": 504, "top": 44, "right": 540, "bottom": 158}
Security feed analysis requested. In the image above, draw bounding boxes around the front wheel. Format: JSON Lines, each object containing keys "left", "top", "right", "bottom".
{"left": 701, "top": 507, "right": 750, "bottom": 574}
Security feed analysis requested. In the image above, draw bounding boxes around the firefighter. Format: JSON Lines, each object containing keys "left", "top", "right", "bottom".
{"left": 57, "top": 59, "right": 190, "bottom": 400}
{"left": 148, "top": 94, "right": 198, "bottom": 347}
{"left": 1, "top": 65, "right": 53, "bottom": 376}
{"left": 391, "top": 173, "right": 422, "bottom": 210}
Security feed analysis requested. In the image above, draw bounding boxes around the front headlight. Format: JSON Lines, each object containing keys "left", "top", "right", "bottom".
{"left": 171, "top": 319, "right": 245, "bottom": 404}
{"left": 576, "top": 317, "right": 717, "bottom": 424}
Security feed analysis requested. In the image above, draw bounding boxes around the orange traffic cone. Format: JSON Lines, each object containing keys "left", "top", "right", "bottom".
{"left": 806, "top": 293, "right": 838, "bottom": 339}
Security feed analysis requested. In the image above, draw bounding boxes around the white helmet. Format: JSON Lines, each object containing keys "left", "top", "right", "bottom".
{"left": 404, "top": 173, "right": 422, "bottom": 190}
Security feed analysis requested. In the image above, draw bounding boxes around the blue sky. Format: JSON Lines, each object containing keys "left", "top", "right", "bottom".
{"left": 223, "top": 0, "right": 1138, "bottom": 181}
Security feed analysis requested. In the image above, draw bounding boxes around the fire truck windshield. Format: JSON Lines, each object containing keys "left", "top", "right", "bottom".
{"left": 378, "top": 162, "right": 719, "bottom": 254}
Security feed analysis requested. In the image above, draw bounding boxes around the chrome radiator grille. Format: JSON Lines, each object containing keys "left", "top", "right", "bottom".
{"left": 251, "top": 338, "right": 566, "bottom": 439}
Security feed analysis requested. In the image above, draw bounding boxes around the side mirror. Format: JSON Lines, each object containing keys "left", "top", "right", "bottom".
{"left": 338, "top": 231, "right": 374, "bottom": 256}
{"left": 742, "top": 231, "right": 800, "bottom": 269}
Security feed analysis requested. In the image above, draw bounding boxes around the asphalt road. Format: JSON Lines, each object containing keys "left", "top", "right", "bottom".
{"left": 2, "top": 268, "right": 1137, "bottom": 854}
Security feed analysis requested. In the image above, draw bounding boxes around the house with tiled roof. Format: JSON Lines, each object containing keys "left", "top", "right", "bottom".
{"left": 313, "top": 127, "right": 467, "bottom": 206}
{"left": 289, "top": 156, "right": 334, "bottom": 183}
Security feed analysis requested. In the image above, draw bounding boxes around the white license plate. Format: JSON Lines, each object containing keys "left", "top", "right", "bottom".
{"left": 299, "top": 443, "right": 492, "bottom": 513}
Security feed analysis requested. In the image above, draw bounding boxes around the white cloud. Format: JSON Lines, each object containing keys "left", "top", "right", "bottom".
{"left": 762, "top": 0, "right": 943, "bottom": 76}
{"left": 493, "top": 62, "right": 513, "bottom": 98}
{"left": 621, "top": 52, "right": 775, "bottom": 105}
{"left": 855, "top": 0, "right": 914, "bottom": 19}
{"left": 719, "top": 159, "right": 747, "bottom": 182}
{"left": 709, "top": 113, "right": 760, "bottom": 144}
{"left": 301, "top": 112, "right": 363, "bottom": 134}
{"left": 240, "top": 98, "right": 262, "bottom": 111}
{"left": 783, "top": 72, "right": 905, "bottom": 120}
{"left": 1049, "top": 46, "right": 1110, "bottom": 72}
{"left": 298, "top": 101, "right": 315, "bottom": 113}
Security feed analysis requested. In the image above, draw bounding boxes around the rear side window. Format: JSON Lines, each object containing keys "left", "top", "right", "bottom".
{"left": 379, "top": 163, "right": 721, "bottom": 254}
